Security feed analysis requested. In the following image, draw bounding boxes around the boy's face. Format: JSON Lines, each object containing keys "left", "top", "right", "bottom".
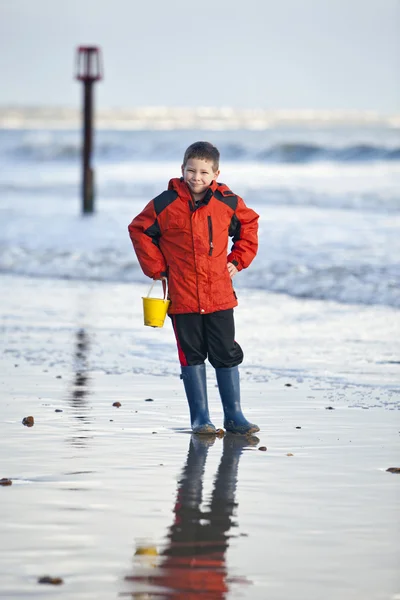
{"left": 181, "top": 158, "right": 220, "bottom": 198}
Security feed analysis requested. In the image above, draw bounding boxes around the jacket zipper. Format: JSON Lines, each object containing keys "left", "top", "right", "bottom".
{"left": 207, "top": 216, "right": 214, "bottom": 256}
{"left": 189, "top": 204, "right": 202, "bottom": 312}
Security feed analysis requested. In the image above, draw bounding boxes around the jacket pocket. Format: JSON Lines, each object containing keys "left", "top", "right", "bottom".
{"left": 164, "top": 218, "right": 186, "bottom": 230}
{"left": 207, "top": 216, "right": 214, "bottom": 256}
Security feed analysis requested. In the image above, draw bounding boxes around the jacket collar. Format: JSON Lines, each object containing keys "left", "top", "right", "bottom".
{"left": 168, "top": 177, "right": 219, "bottom": 205}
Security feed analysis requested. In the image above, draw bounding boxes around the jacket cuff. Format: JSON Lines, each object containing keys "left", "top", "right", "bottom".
{"left": 228, "top": 257, "right": 242, "bottom": 271}
{"left": 153, "top": 270, "right": 167, "bottom": 280}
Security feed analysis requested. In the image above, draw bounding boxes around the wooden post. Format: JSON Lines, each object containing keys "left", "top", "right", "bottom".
{"left": 75, "top": 47, "right": 103, "bottom": 215}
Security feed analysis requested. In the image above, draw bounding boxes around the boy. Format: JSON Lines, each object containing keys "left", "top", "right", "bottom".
{"left": 128, "top": 141, "right": 259, "bottom": 435}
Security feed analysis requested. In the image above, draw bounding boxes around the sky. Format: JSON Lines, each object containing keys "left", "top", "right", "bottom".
{"left": 0, "top": 0, "right": 399, "bottom": 113}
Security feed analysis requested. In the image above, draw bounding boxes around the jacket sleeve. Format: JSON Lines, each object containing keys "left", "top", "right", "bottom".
{"left": 128, "top": 200, "right": 167, "bottom": 280}
{"left": 227, "top": 196, "right": 259, "bottom": 271}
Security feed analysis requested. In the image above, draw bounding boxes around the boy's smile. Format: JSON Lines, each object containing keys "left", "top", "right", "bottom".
{"left": 181, "top": 158, "right": 220, "bottom": 201}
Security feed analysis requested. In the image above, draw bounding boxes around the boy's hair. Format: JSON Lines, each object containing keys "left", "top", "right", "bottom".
{"left": 183, "top": 141, "right": 220, "bottom": 171}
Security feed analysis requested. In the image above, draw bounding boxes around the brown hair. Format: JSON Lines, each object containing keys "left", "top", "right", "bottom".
{"left": 183, "top": 141, "right": 220, "bottom": 171}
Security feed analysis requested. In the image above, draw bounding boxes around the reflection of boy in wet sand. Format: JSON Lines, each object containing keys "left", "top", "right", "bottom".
{"left": 128, "top": 141, "right": 259, "bottom": 435}
{"left": 125, "top": 434, "right": 257, "bottom": 599}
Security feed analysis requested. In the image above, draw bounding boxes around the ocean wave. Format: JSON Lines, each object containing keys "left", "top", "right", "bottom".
{"left": 7, "top": 139, "right": 400, "bottom": 164}
{"left": 1, "top": 181, "right": 398, "bottom": 214}
{"left": 0, "top": 246, "right": 142, "bottom": 283}
{"left": 1, "top": 246, "right": 399, "bottom": 308}
{"left": 240, "top": 262, "right": 400, "bottom": 308}
{"left": 9, "top": 140, "right": 129, "bottom": 161}
{"left": 256, "top": 143, "right": 400, "bottom": 163}
{"left": 247, "top": 187, "right": 400, "bottom": 213}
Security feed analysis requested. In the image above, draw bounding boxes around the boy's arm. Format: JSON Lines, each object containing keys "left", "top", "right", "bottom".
{"left": 227, "top": 197, "right": 259, "bottom": 270}
{"left": 128, "top": 200, "right": 167, "bottom": 280}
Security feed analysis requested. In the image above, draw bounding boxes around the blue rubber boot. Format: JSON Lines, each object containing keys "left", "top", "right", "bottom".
{"left": 216, "top": 366, "right": 260, "bottom": 435}
{"left": 181, "top": 364, "right": 216, "bottom": 434}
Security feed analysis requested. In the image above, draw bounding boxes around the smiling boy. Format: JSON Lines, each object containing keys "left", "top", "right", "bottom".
{"left": 128, "top": 141, "right": 260, "bottom": 435}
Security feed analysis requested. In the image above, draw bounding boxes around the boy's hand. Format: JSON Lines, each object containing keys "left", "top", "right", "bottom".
{"left": 227, "top": 262, "right": 238, "bottom": 278}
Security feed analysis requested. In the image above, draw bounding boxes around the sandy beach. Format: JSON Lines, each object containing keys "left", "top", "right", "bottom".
{"left": 1, "top": 274, "right": 399, "bottom": 600}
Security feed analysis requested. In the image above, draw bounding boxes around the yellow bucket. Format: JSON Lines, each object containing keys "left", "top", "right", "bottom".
{"left": 142, "top": 278, "right": 170, "bottom": 328}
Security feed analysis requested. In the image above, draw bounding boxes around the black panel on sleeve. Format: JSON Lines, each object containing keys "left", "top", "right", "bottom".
{"left": 214, "top": 189, "right": 238, "bottom": 211}
{"left": 144, "top": 219, "right": 162, "bottom": 246}
{"left": 153, "top": 190, "right": 179, "bottom": 216}
{"left": 228, "top": 213, "right": 241, "bottom": 241}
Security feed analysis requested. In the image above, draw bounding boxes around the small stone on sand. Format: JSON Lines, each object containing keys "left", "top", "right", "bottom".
{"left": 38, "top": 576, "right": 64, "bottom": 585}
{"left": 22, "top": 416, "right": 34, "bottom": 427}
{"left": 112, "top": 402, "right": 121, "bottom": 408}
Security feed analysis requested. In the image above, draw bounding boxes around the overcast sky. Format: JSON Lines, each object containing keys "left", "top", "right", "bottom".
{"left": 0, "top": 0, "right": 399, "bottom": 112}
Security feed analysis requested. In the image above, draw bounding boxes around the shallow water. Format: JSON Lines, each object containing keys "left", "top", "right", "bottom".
{"left": 1, "top": 125, "right": 400, "bottom": 308}
{"left": 1, "top": 275, "right": 400, "bottom": 390}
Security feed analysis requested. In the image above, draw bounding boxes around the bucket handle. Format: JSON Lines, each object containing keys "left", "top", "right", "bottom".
{"left": 147, "top": 277, "right": 168, "bottom": 301}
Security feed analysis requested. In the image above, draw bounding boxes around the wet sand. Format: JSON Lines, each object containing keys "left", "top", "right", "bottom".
{"left": 1, "top": 276, "right": 400, "bottom": 599}
{"left": 1, "top": 367, "right": 399, "bottom": 599}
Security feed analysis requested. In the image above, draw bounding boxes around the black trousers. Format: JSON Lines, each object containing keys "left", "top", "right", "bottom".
{"left": 170, "top": 309, "right": 243, "bottom": 368}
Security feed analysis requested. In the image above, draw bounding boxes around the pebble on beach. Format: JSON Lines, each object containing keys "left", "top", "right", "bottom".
{"left": 22, "top": 416, "right": 34, "bottom": 427}
{"left": 38, "top": 576, "right": 64, "bottom": 585}
{"left": 0, "top": 478, "right": 12, "bottom": 486}
{"left": 112, "top": 402, "right": 121, "bottom": 408}
{"left": 386, "top": 467, "right": 400, "bottom": 473}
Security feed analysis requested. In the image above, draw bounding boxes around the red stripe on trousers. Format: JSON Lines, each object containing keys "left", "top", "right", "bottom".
{"left": 171, "top": 315, "right": 188, "bottom": 366}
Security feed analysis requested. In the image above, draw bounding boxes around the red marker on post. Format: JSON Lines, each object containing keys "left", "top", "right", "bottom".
{"left": 75, "top": 46, "right": 103, "bottom": 214}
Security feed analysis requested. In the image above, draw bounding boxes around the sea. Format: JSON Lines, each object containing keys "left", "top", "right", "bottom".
{"left": 0, "top": 107, "right": 399, "bottom": 392}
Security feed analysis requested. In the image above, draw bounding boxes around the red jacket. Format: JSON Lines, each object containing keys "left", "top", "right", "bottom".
{"left": 128, "top": 178, "right": 258, "bottom": 314}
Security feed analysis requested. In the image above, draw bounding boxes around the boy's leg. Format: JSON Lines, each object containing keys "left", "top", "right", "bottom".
{"left": 171, "top": 314, "right": 216, "bottom": 434}
{"left": 205, "top": 310, "right": 259, "bottom": 435}
{"left": 170, "top": 313, "right": 207, "bottom": 366}
{"left": 203, "top": 309, "right": 243, "bottom": 369}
